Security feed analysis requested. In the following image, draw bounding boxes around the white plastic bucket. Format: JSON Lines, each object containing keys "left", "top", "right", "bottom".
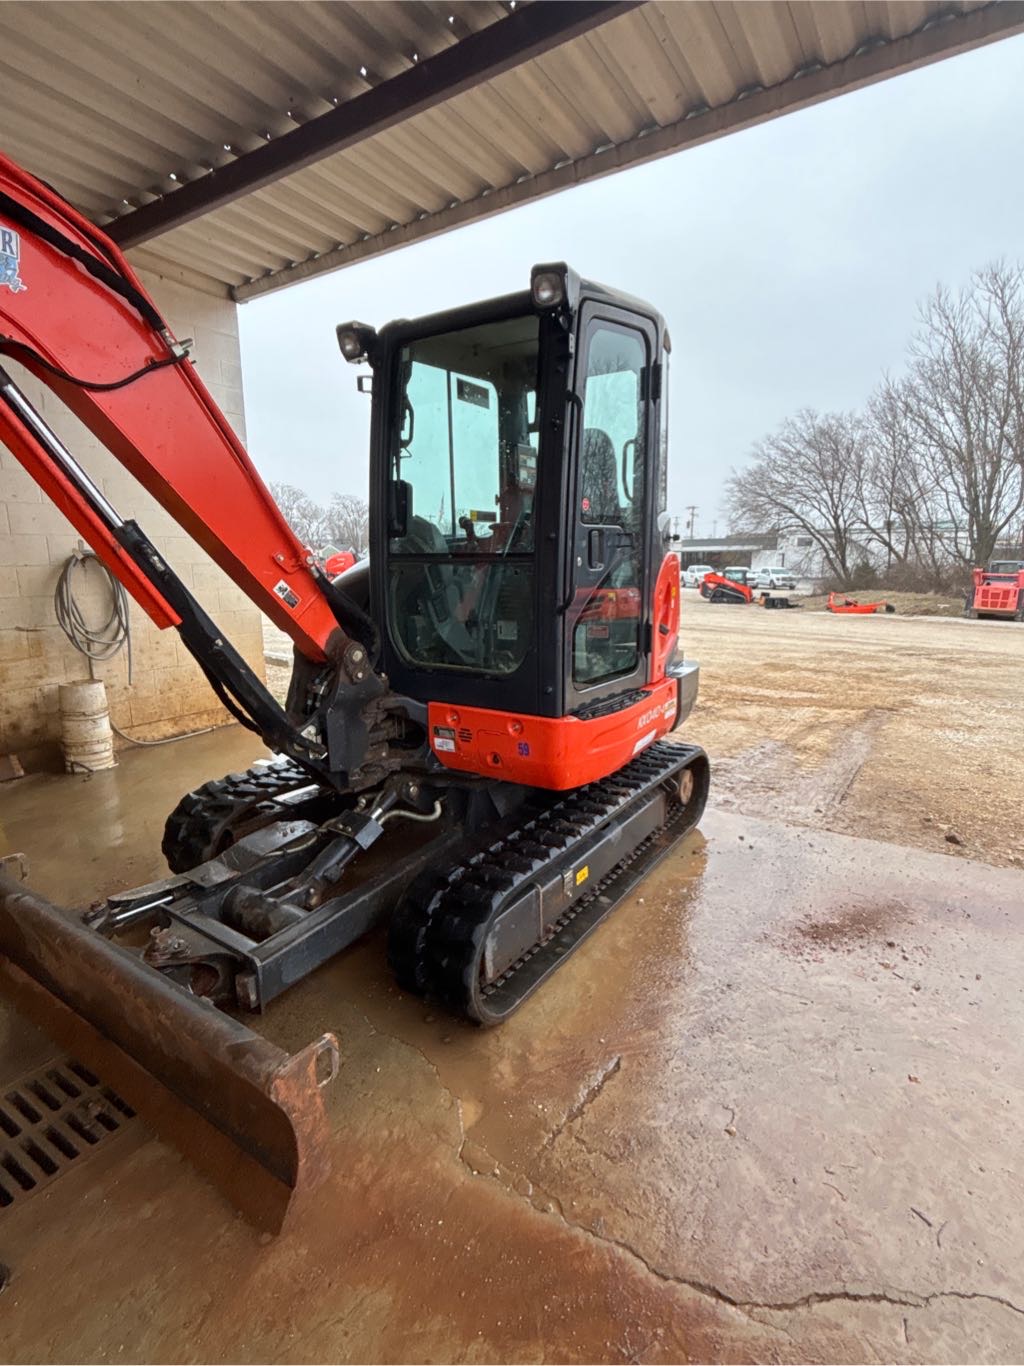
{"left": 59, "top": 679, "right": 116, "bottom": 773}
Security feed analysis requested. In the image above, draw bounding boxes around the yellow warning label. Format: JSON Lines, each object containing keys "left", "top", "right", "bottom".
{"left": 575, "top": 866, "right": 589, "bottom": 886}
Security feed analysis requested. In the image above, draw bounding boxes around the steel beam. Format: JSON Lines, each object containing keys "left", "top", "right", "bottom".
{"left": 106, "top": 1, "right": 639, "bottom": 250}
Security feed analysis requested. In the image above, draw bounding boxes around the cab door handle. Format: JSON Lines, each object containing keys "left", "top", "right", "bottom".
{"left": 588, "top": 527, "right": 607, "bottom": 570}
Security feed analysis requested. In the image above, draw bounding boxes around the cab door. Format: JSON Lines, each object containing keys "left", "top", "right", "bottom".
{"left": 564, "top": 304, "right": 658, "bottom": 713}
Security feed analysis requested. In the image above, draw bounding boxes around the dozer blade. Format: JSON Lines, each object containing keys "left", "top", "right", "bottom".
{"left": 0, "top": 871, "right": 339, "bottom": 1232}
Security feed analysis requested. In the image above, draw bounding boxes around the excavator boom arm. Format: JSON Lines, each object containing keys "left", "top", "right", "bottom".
{"left": 0, "top": 151, "right": 343, "bottom": 665}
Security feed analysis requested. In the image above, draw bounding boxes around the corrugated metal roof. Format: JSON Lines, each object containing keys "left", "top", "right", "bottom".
{"left": 0, "top": 1, "right": 1019, "bottom": 298}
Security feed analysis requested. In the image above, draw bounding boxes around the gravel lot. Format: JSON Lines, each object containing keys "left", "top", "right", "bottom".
{"left": 682, "top": 591, "right": 1024, "bottom": 868}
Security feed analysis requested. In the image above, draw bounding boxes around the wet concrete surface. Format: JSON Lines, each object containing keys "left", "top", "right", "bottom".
{"left": 2, "top": 727, "right": 1024, "bottom": 1362}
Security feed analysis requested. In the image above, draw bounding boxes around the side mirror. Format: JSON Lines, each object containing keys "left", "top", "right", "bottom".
{"left": 388, "top": 479, "right": 411, "bottom": 539}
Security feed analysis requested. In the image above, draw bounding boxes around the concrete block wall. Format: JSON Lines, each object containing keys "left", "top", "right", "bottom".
{"left": 0, "top": 270, "right": 266, "bottom": 767}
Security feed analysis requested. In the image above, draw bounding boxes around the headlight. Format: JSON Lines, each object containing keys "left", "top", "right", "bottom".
{"left": 531, "top": 266, "right": 566, "bottom": 310}
{"left": 335, "top": 322, "right": 377, "bottom": 364}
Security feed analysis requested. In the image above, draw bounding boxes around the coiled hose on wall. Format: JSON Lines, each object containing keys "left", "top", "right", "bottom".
{"left": 53, "top": 548, "right": 132, "bottom": 672}
{"left": 53, "top": 548, "right": 213, "bottom": 746}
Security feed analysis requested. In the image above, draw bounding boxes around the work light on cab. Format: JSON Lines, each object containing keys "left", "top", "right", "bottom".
{"left": 336, "top": 322, "right": 377, "bottom": 363}
{"left": 530, "top": 266, "right": 566, "bottom": 310}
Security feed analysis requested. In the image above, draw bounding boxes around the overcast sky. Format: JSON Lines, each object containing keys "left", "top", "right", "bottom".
{"left": 238, "top": 33, "right": 1024, "bottom": 541}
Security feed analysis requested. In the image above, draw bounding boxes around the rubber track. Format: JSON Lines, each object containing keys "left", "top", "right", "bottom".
{"left": 391, "top": 741, "right": 707, "bottom": 1022}
{"left": 161, "top": 758, "right": 319, "bottom": 873}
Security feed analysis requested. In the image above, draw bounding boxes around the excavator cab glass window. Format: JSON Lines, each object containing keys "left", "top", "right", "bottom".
{"left": 387, "top": 314, "right": 540, "bottom": 676}
{"left": 571, "top": 323, "right": 647, "bottom": 687}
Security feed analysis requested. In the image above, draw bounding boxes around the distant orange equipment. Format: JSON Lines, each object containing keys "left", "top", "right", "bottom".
{"left": 324, "top": 549, "right": 357, "bottom": 578}
{"left": 827, "top": 592, "right": 895, "bottom": 615}
{"left": 699, "top": 571, "right": 752, "bottom": 604}
{"left": 965, "top": 560, "right": 1024, "bottom": 620}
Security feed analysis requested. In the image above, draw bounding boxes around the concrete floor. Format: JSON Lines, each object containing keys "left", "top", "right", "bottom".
{"left": 2, "top": 726, "right": 1024, "bottom": 1363}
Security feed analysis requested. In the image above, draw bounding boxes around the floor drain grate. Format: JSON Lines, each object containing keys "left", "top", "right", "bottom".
{"left": 0, "top": 1058, "right": 136, "bottom": 1210}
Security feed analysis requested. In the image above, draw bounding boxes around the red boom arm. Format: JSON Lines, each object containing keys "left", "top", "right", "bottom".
{"left": 0, "top": 151, "right": 341, "bottom": 664}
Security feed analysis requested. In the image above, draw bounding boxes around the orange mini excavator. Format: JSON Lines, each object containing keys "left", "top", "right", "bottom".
{"left": 0, "top": 150, "right": 708, "bottom": 1220}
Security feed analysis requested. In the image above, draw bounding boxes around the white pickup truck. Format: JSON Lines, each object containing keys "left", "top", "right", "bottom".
{"left": 753, "top": 566, "right": 797, "bottom": 590}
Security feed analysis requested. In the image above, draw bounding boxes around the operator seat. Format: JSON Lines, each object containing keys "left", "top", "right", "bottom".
{"left": 392, "top": 515, "right": 477, "bottom": 664}
{"left": 582, "top": 428, "right": 621, "bottom": 524}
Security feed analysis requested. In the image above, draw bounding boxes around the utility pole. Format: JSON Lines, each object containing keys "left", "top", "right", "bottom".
{"left": 685, "top": 505, "right": 698, "bottom": 538}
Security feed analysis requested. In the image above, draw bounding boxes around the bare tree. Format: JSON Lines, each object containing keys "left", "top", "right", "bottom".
{"left": 856, "top": 379, "right": 932, "bottom": 570}
{"left": 270, "top": 481, "right": 328, "bottom": 548}
{"left": 726, "top": 409, "right": 863, "bottom": 581}
{"left": 323, "top": 493, "right": 369, "bottom": 553}
{"left": 729, "top": 262, "right": 1024, "bottom": 586}
{"left": 902, "top": 263, "right": 1024, "bottom": 567}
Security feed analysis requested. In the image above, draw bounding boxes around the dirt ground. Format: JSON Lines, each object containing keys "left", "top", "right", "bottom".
{"left": 681, "top": 591, "right": 1024, "bottom": 870}
{"left": 4, "top": 732, "right": 1024, "bottom": 1364}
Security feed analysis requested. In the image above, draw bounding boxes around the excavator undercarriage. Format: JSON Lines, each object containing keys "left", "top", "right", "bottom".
{"left": 1, "top": 741, "right": 706, "bottom": 1224}
{"left": 0, "top": 147, "right": 709, "bottom": 1225}
{"left": 127, "top": 739, "right": 709, "bottom": 1022}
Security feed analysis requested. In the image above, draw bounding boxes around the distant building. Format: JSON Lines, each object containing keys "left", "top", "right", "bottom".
{"left": 673, "top": 529, "right": 852, "bottom": 587}
{"left": 766, "top": 530, "right": 834, "bottom": 582}
{"left": 674, "top": 532, "right": 776, "bottom": 569}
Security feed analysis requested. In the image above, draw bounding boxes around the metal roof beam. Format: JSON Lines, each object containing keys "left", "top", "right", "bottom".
{"left": 105, "top": 0, "right": 638, "bottom": 250}
{"left": 232, "top": 0, "right": 1024, "bottom": 301}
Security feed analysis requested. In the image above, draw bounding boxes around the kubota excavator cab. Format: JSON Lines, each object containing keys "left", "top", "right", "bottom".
{"left": 331, "top": 264, "right": 694, "bottom": 788}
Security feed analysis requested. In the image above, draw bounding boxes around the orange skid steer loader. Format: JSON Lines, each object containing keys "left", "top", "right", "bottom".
{"left": 964, "top": 561, "right": 1024, "bottom": 619}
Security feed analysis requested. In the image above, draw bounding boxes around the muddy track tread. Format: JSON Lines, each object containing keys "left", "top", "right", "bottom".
{"left": 386, "top": 796, "right": 550, "bottom": 994}
{"left": 391, "top": 741, "right": 706, "bottom": 1022}
{"left": 161, "top": 758, "right": 317, "bottom": 873}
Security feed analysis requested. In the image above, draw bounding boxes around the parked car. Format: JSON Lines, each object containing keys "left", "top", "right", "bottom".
{"left": 753, "top": 566, "right": 797, "bottom": 590}
{"left": 723, "top": 565, "right": 754, "bottom": 586}
{"left": 682, "top": 563, "right": 714, "bottom": 589}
